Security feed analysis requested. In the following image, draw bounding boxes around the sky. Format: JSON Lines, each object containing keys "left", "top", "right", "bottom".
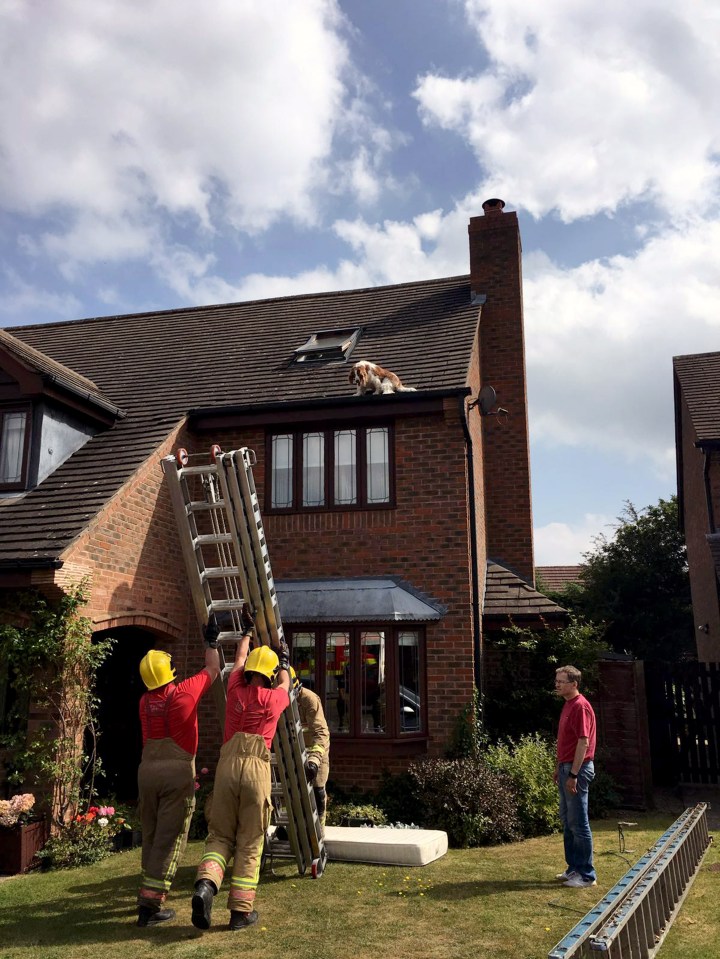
{"left": 1, "top": 0, "right": 719, "bottom": 565}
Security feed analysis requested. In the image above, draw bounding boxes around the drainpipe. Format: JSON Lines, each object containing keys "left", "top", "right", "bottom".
{"left": 460, "top": 395, "right": 484, "bottom": 706}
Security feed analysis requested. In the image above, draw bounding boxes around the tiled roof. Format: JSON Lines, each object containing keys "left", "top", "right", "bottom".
{"left": 276, "top": 578, "right": 447, "bottom": 623}
{"left": 1, "top": 274, "right": 480, "bottom": 567}
{"left": 0, "top": 328, "right": 123, "bottom": 418}
{"left": 674, "top": 352, "right": 720, "bottom": 444}
{"left": 535, "top": 565, "right": 583, "bottom": 592}
{"left": 484, "top": 562, "right": 567, "bottom": 620}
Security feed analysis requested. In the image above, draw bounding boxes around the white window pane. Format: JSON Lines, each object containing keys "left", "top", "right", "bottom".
{"left": 334, "top": 430, "right": 356, "bottom": 504}
{"left": 302, "top": 432, "right": 325, "bottom": 506}
{"left": 0, "top": 412, "right": 27, "bottom": 484}
{"left": 398, "top": 631, "right": 421, "bottom": 733}
{"left": 366, "top": 427, "right": 389, "bottom": 503}
{"left": 271, "top": 434, "right": 293, "bottom": 508}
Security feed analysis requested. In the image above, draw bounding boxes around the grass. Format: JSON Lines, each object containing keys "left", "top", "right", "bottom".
{"left": 0, "top": 815, "right": 717, "bottom": 959}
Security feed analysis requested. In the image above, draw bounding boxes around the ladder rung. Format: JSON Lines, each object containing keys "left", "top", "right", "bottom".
{"left": 194, "top": 533, "right": 232, "bottom": 546}
{"left": 178, "top": 465, "right": 217, "bottom": 477}
{"left": 218, "top": 630, "right": 250, "bottom": 642}
{"left": 209, "top": 599, "right": 249, "bottom": 612}
{"left": 186, "top": 500, "right": 227, "bottom": 512}
{"left": 201, "top": 566, "right": 240, "bottom": 580}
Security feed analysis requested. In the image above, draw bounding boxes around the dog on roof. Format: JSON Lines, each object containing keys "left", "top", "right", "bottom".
{"left": 349, "top": 360, "right": 417, "bottom": 396}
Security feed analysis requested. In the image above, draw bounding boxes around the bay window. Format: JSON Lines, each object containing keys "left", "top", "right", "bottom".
{"left": 288, "top": 625, "right": 424, "bottom": 739}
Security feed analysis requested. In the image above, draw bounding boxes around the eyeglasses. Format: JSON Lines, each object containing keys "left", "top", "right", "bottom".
{"left": 554, "top": 680, "right": 572, "bottom": 686}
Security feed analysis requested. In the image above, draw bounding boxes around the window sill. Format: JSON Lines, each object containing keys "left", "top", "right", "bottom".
{"left": 330, "top": 736, "right": 428, "bottom": 758}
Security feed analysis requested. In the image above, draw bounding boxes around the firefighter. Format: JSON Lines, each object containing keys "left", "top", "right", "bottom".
{"left": 135, "top": 622, "right": 221, "bottom": 927}
{"left": 192, "top": 614, "right": 291, "bottom": 932}
{"left": 290, "top": 667, "right": 330, "bottom": 831}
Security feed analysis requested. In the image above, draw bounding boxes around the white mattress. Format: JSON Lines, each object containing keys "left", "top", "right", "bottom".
{"left": 322, "top": 826, "right": 448, "bottom": 866}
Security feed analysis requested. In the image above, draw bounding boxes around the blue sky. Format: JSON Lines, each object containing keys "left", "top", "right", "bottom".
{"left": 2, "top": 0, "right": 719, "bottom": 564}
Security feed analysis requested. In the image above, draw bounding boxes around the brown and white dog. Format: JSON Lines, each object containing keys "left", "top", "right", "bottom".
{"left": 349, "top": 360, "right": 417, "bottom": 396}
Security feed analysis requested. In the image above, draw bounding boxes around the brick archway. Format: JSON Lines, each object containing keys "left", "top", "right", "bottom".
{"left": 92, "top": 612, "right": 183, "bottom": 640}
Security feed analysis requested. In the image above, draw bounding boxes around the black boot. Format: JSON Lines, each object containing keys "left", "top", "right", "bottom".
{"left": 137, "top": 906, "right": 176, "bottom": 927}
{"left": 191, "top": 879, "right": 216, "bottom": 930}
{"left": 229, "top": 909, "right": 259, "bottom": 931}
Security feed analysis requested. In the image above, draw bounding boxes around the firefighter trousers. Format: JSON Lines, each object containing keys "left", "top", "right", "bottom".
{"left": 196, "top": 732, "right": 271, "bottom": 914}
{"left": 137, "top": 738, "right": 196, "bottom": 909}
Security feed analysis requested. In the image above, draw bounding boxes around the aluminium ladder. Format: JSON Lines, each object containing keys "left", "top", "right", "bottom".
{"left": 160, "top": 445, "right": 327, "bottom": 878}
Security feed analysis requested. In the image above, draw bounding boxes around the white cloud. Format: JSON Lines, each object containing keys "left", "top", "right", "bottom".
{"left": 414, "top": 0, "right": 720, "bottom": 221}
{"left": 524, "top": 217, "right": 720, "bottom": 472}
{"left": 534, "top": 513, "right": 612, "bottom": 565}
{"left": 0, "top": 0, "right": 390, "bottom": 270}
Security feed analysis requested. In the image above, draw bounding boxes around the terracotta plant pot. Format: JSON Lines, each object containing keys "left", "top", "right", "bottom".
{"left": 0, "top": 820, "right": 49, "bottom": 874}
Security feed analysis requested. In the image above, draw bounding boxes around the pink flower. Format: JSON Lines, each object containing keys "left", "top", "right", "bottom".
{"left": 106, "top": 806, "right": 115, "bottom": 817}
{"left": 200, "top": 767, "right": 209, "bottom": 775}
{"left": 194, "top": 781, "right": 200, "bottom": 791}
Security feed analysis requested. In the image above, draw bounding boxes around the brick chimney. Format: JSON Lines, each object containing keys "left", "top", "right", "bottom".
{"left": 469, "top": 199, "right": 535, "bottom": 584}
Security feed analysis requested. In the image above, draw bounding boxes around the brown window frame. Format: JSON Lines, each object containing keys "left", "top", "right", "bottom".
{"left": 287, "top": 624, "right": 426, "bottom": 743}
{"left": 0, "top": 404, "right": 32, "bottom": 492}
{"left": 266, "top": 423, "right": 395, "bottom": 513}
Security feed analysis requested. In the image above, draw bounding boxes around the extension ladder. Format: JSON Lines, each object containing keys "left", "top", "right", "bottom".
{"left": 161, "top": 446, "right": 327, "bottom": 878}
{"left": 548, "top": 803, "right": 710, "bottom": 959}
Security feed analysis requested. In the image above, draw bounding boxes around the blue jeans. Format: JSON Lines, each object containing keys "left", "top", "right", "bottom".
{"left": 558, "top": 760, "right": 595, "bottom": 881}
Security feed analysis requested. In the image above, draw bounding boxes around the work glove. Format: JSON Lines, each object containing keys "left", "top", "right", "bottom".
{"left": 305, "top": 760, "right": 319, "bottom": 783}
{"left": 241, "top": 603, "right": 255, "bottom": 633}
{"left": 276, "top": 638, "right": 290, "bottom": 671}
{"left": 204, "top": 617, "right": 220, "bottom": 649}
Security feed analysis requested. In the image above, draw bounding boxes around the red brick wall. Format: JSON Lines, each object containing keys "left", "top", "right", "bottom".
{"left": 680, "top": 395, "right": 720, "bottom": 661}
{"left": 470, "top": 203, "right": 534, "bottom": 584}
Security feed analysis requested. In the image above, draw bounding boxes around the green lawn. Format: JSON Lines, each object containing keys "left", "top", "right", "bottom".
{"left": 0, "top": 816, "right": 717, "bottom": 959}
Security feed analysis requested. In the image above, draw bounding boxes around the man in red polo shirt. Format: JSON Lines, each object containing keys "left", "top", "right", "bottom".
{"left": 135, "top": 621, "right": 221, "bottom": 927}
{"left": 192, "top": 625, "right": 290, "bottom": 932}
{"left": 554, "top": 664, "right": 597, "bottom": 888}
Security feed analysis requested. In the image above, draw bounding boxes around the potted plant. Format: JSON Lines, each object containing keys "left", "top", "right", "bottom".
{"left": 0, "top": 793, "right": 48, "bottom": 874}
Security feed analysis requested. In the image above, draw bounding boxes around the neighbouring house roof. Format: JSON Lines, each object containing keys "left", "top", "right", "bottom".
{"left": 276, "top": 578, "right": 447, "bottom": 623}
{"left": 0, "top": 274, "right": 480, "bottom": 568}
{"left": 483, "top": 562, "right": 567, "bottom": 622}
{"left": 674, "top": 352, "right": 720, "bottom": 445}
{"left": 535, "top": 565, "right": 583, "bottom": 592}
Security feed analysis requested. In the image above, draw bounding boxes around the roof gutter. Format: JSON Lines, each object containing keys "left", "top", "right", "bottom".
{"left": 459, "top": 394, "right": 483, "bottom": 702}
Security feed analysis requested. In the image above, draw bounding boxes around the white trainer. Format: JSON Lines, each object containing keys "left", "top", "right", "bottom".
{"left": 555, "top": 869, "right": 577, "bottom": 881}
{"left": 564, "top": 875, "right": 597, "bottom": 888}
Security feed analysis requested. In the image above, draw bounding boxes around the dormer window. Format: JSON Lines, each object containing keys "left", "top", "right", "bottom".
{"left": 293, "top": 328, "right": 360, "bottom": 364}
{"left": 0, "top": 406, "right": 30, "bottom": 490}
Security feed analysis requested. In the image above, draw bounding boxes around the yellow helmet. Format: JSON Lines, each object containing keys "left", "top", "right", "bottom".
{"left": 139, "top": 650, "right": 176, "bottom": 690}
{"left": 245, "top": 646, "right": 279, "bottom": 682}
{"left": 289, "top": 666, "right": 301, "bottom": 690}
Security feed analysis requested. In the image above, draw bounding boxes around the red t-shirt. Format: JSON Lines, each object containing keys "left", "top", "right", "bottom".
{"left": 140, "top": 669, "right": 213, "bottom": 756}
{"left": 557, "top": 693, "right": 596, "bottom": 763}
{"left": 224, "top": 670, "right": 290, "bottom": 748}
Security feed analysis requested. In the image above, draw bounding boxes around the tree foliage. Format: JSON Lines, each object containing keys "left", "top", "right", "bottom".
{"left": 556, "top": 497, "right": 693, "bottom": 661}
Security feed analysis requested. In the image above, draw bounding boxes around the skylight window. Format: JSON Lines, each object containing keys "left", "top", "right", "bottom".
{"left": 293, "top": 328, "right": 360, "bottom": 364}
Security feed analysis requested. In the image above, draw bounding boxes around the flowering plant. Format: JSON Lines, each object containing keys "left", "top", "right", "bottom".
{"left": 0, "top": 793, "right": 36, "bottom": 828}
{"left": 73, "top": 804, "right": 124, "bottom": 835}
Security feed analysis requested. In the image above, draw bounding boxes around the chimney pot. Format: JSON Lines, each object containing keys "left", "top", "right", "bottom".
{"left": 482, "top": 198, "right": 505, "bottom": 214}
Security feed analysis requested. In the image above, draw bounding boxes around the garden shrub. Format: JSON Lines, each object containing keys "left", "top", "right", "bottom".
{"left": 588, "top": 765, "right": 622, "bottom": 819}
{"left": 326, "top": 801, "right": 387, "bottom": 827}
{"left": 407, "top": 757, "right": 520, "bottom": 847}
{"left": 37, "top": 818, "right": 115, "bottom": 869}
{"left": 484, "top": 734, "right": 560, "bottom": 837}
{"left": 375, "top": 770, "right": 423, "bottom": 825}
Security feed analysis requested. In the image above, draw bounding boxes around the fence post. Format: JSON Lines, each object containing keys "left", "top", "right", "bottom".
{"left": 595, "top": 656, "right": 654, "bottom": 809}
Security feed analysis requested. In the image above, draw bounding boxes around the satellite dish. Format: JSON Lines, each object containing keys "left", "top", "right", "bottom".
{"left": 478, "top": 385, "right": 497, "bottom": 415}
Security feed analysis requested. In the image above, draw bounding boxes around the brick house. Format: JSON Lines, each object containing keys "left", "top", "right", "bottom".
{"left": 0, "top": 199, "right": 562, "bottom": 799}
{"left": 674, "top": 351, "right": 720, "bottom": 661}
